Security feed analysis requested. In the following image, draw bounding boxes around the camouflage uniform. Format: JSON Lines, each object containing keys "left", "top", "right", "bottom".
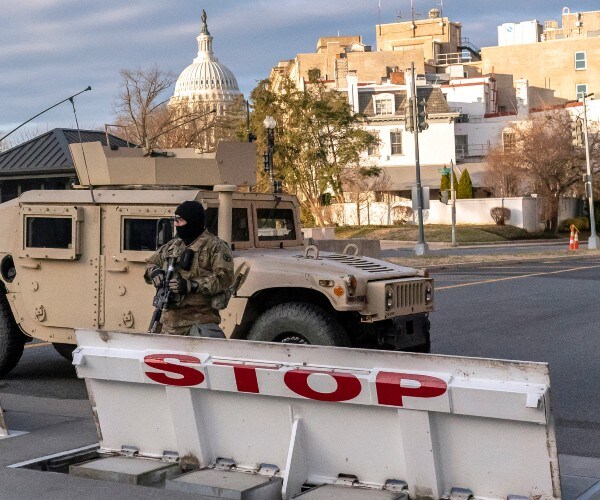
{"left": 145, "top": 230, "right": 234, "bottom": 335}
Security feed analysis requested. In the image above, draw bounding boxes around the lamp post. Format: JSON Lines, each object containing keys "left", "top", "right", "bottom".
{"left": 263, "top": 115, "right": 276, "bottom": 193}
{"left": 581, "top": 93, "right": 599, "bottom": 249}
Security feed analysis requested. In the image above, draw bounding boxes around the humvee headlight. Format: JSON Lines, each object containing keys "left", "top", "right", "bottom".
{"left": 425, "top": 282, "right": 433, "bottom": 304}
{"left": 344, "top": 274, "right": 357, "bottom": 296}
{"left": 318, "top": 280, "right": 334, "bottom": 287}
{"left": 385, "top": 285, "right": 395, "bottom": 310}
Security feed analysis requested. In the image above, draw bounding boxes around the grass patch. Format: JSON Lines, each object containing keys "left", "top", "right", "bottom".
{"left": 334, "top": 224, "right": 563, "bottom": 243}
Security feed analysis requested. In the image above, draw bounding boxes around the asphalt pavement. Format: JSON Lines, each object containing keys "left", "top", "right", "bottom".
{"left": 1, "top": 243, "right": 600, "bottom": 499}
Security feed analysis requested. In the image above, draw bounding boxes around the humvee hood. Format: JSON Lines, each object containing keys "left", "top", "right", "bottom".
{"left": 239, "top": 250, "right": 420, "bottom": 281}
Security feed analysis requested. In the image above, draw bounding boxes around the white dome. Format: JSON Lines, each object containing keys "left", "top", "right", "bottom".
{"left": 171, "top": 11, "right": 241, "bottom": 105}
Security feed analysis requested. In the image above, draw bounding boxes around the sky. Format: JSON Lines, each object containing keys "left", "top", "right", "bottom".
{"left": 0, "top": 0, "right": 597, "bottom": 143}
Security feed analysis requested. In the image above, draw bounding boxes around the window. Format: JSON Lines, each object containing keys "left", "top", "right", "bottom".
{"left": 256, "top": 208, "right": 296, "bottom": 241}
{"left": 122, "top": 218, "right": 159, "bottom": 251}
{"left": 26, "top": 217, "right": 72, "bottom": 249}
{"left": 373, "top": 93, "right": 395, "bottom": 116}
{"left": 455, "top": 135, "right": 468, "bottom": 156}
{"left": 390, "top": 131, "right": 403, "bottom": 155}
{"left": 205, "top": 207, "right": 250, "bottom": 242}
{"left": 503, "top": 131, "right": 516, "bottom": 151}
{"left": 375, "top": 98, "right": 393, "bottom": 115}
{"left": 575, "top": 51, "right": 587, "bottom": 70}
{"left": 368, "top": 133, "right": 380, "bottom": 156}
{"left": 576, "top": 84, "right": 588, "bottom": 99}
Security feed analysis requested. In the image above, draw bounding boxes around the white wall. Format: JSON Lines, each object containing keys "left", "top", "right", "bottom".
{"left": 328, "top": 197, "right": 578, "bottom": 231}
{"left": 365, "top": 120, "right": 456, "bottom": 166}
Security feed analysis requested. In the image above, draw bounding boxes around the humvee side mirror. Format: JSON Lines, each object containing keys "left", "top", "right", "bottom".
{"left": 156, "top": 218, "right": 173, "bottom": 249}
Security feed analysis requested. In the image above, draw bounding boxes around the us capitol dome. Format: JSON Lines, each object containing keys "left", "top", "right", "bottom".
{"left": 170, "top": 9, "right": 242, "bottom": 113}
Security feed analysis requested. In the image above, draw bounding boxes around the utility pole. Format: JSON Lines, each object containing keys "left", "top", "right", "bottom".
{"left": 407, "top": 62, "right": 429, "bottom": 255}
{"left": 450, "top": 159, "right": 457, "bottom": 247}
{"left": 582, "top": 93, "right": 599, "bottom": 249}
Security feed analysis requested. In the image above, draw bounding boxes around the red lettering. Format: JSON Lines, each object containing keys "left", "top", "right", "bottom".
{"left": 213, "top": 362, "right": 279, "bottom": 393}
{"left": 284, "top": 369, "right": 361, "bottom": 402}
{"left": 376, "top": 371, "right": 447, "bottom": 407}
{"left": 144, "top": 354, "right": 205, "bottom": 387}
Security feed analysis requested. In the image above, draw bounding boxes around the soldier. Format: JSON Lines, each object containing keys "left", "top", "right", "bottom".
{"left": 144, "top": 200, "right": 234, "bottom": 337}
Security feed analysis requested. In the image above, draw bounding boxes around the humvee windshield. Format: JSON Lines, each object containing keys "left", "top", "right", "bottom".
{"left": 256, "top": 208, "right": 295, "bottom": 241}
{"left": 205, "top": 207, "right": 250, "bottom": 242}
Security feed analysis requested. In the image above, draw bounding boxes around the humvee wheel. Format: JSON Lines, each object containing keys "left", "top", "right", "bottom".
{"left": 52, "top": 343, "right": 76, "bottom": 361}
{"left": 0, "top": 294, "right": 26, "bottom": 377}
{"left": 247, "top": 302, "right": 350, "bottom": 347}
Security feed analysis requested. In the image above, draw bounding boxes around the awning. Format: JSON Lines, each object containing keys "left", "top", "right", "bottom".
{"left": 381, "top": 162, "right": 489, "bottom": 190}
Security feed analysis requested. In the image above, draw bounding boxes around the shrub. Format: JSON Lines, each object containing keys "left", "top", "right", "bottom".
{"left": 457, "top": 169, "right": 474, "bottom": 199}
{"left": 558, "top": 217, "right": 590, "bottom": 233}
{"left": 391, "top": 206, "right": 414, "bottom": 225}
{"left": 490, "top": 207, "right": 511, "bottom": 225}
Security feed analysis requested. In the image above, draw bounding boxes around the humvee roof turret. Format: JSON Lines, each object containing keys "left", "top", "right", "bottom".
{"left": 0, "top": 141, "right": 433, "bottom": 376}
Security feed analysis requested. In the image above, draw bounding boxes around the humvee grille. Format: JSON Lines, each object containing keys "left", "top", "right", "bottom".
{"left": 323, "top": 254, "right": 395, "bottom": 273}
{"left": 395, "top": 281, "right": 424, "bottom": 309}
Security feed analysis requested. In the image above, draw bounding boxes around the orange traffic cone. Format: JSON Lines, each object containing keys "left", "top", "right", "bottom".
{"left": 569, "top": 225, "right": 575, "bottom": 250}
{"left": 570, "top": 224, "right": 579, "bottom": 251}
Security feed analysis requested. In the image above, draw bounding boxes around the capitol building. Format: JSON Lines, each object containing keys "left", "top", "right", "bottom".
{"left": 169, "top": 9, "right": 243, "bottom": 150}
{"left": 170, "top": 9, "right": 242, "bottom": 115}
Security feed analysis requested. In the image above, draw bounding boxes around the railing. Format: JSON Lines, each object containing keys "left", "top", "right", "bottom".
{"left": 455, "top": 143, "right": 489, "bottom": 159}
{"left": 459, "top": 37, "right": 481, "bottom": 54}
{"left": 435, "top": 52, "right": 473, "bottom": 65}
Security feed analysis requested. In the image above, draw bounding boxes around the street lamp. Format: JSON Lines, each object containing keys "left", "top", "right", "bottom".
{"left": 263, "top": 115, "right": 276, "bottom": 193}
{"left": 581, "top": 92, "right": 599, "bottom": 249}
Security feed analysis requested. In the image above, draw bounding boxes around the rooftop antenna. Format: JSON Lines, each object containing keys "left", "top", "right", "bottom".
{"left": 411, "top": 0, "right": 414, "bottom": 22}
{"left": 0, "top": 86, "right": 91, "bottom": 143}
{"left": 440, "top": 0, "right": 443, "bottom": 17}
{"left": 68, "top": 92, "right": 96, "bottom": 204}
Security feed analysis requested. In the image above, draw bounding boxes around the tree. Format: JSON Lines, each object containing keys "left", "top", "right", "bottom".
{"left": 457, "top": 169, "right": 474, "bottom": 199}
{"left": 249, "top": 77, "right": 377, "bottom": 225}
{"left": 485, "top": 110, "right": 599, "bottom": 232}
{"left": 440, "top": 171, "right": 458, "bottom": 192}
{"left": 113, "top": 65, "right": 239, "bottom": 151}
{"left": 485, "top": 145, "right": 526, "bottom": 197}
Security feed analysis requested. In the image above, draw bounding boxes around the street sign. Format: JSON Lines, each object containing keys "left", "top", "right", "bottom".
{"left": 438, "top": 167, "right": 451, "bottom": 174}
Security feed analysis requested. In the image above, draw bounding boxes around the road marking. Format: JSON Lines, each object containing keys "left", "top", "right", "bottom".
{"left": 437, "top": 263, "right": 600, "bottom": 291}
{"left": 24, "top": 342, "right": 50, "bottom": 349}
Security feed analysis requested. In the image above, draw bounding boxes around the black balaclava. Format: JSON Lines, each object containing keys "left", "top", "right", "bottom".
{"left": 175, "top": 201, "right": 205, "bottom": 245}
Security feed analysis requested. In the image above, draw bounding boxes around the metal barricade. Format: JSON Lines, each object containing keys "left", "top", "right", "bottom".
{"left": 74, "top": 329, "right": 560, "bottom": 499}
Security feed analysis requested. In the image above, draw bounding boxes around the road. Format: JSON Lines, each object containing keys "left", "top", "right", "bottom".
{"left": 429, "top": 256, "right": 600, "bottom": 458}
{"left": 2, "top": 255, "right": 600, "bottom": 460}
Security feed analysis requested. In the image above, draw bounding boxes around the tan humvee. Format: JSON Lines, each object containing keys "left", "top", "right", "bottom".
{"left": 0, "top": 141, "right": 433, "bottom": 375}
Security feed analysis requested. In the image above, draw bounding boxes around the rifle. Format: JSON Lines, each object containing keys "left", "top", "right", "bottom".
{"left": 147, "top": 256, "right": 177, "bottom": 333}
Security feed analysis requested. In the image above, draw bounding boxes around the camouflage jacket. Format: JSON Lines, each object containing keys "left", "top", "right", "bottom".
{"left": 145, "top": 230, "right": 234, "bottom": 332}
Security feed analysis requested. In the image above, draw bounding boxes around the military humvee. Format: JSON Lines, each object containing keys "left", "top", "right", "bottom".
{"left": 0, "top": 141, "right": 433, "bottom": 375}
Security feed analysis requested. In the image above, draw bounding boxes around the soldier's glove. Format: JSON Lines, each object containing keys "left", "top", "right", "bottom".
{"left": 149, "top": 268, "right": 166, "bottom": 288}
{"left": 169, "top": 276, "right": 199, "bottom": 295}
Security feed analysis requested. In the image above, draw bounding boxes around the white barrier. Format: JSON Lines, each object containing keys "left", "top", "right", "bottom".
{"left": 74, "top": 330, "right": 560, "bottom": 500}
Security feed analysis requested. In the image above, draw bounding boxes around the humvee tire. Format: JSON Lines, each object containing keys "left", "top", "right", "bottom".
{"left": 53, "top": 343, "right": 76, "bottom": 361}
{"left": 247, "top": 302, "right": 351, "bottom": 346}
{"left": 0, "top": 294, "right": 25, "bottom": 377}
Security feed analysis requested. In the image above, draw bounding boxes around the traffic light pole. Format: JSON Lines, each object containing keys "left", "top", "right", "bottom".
{"left": 582, "top": 93, "right": 599, "bottom": 249}
{"left": 410, "top": 62, "right": 429, "bottom": 256}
